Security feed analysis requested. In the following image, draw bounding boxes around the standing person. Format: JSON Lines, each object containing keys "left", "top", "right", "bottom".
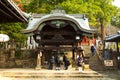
{"left": 63, "top": 54, "right": 70, "bottom": 70}
{"left": 49, "top": 56, "right": 54, "bottom": 70}
{"left": 91, "top": 44, "right": 96, "bottom": 56}
{"left": 77, "top": 54, "right": 83, "bottom": 67}
{"left": 55, "top": 55, "right": 61, "bottom": 70}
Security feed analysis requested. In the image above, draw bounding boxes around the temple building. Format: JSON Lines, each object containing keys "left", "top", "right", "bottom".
{"left": 22, "top": 9, "right": 95, "bottom": 69}
{"left": 0, "top": 0, "right": 96, "bottom": 69}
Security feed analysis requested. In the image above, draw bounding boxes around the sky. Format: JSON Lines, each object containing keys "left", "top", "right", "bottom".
{"left": 112, "top": 0, "right": 120, "bottom": 8}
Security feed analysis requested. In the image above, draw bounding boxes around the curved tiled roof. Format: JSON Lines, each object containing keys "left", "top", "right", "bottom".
{"left": 105, "top": 31, "right": 120, "bottom": 42}
{"left": 22, "top": 12, "right": 95, "bottom": 34}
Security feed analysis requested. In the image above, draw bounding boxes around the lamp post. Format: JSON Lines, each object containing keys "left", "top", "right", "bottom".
{"left": 76, "top": 36, "right": 80, "bottom": 41}
{"left": 73, "top": 35, "right": 81, "bottom": 60}
{"left": 35, "top": 35, "right": 42, "bottom": 70}
{"left": 76, "top": 35, "right": 81, "bottom": 46}
{"left": 75, "top": 35, "right": 81, "bottom": 57}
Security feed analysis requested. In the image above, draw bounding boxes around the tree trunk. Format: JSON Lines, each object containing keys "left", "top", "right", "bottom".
{"left": 100, "top": 21, "right": 106, "bottom": 42}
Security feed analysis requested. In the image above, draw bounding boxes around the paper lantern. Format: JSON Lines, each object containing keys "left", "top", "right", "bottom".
{"left": 0, "top": 34, "right": 9, "bottom": 42}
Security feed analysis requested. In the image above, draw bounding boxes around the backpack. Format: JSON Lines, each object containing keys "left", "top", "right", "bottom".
{"left": 91, "top": 46, "right": 95, "bottom": 50}
{"left": 50, "top": 58, "right": 54, "bottom": 63}
{"left": 67, "top": 60, "right": 70, "bottom": 66}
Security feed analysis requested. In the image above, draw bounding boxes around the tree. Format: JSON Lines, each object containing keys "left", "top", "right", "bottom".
{"left": 111, "top": 8, "right": 120, "bottom": 28}
{"left": 60, "top": 0, "right": 117, "bottom": 41}
{"left": 24, "top": 0, "right": 69, "bottom": 13}
{"left": 24, "top": 0, "right": 54, "bottom": 13}
{"left": 93, "top": 0, "right": 116, "bottom": 41}
{"left": 0, "top": 23, "right": 27, "bottom": 42}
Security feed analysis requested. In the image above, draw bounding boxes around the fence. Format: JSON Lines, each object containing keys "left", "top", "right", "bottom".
{"left": 0, "top": 40, "right": 38, "bottom": 50}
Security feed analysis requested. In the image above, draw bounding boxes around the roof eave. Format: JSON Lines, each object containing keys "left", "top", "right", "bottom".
{"left": 22, "top": 14, "right": 95, "bottom": 34}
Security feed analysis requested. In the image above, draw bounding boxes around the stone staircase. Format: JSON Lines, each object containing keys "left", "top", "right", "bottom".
{"left": 82, "top": 45, "right": 105, "bottom": 71}
{"left": 89, "top": 54, "right": 105, "bottom": 71}
{"left": 0, "top": 68, "right": 106, "bottom": 80}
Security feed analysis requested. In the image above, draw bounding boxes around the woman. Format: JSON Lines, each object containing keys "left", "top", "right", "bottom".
{"left": 77, "top": 54, "right": 83, "bottom": 67}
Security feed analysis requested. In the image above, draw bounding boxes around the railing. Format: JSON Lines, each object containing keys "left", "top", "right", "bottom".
{"left": 0, "top": 40, "right": 38, "bottom": 50}
{"left": 95, "top": 47, "right": 104, "bottom": 65}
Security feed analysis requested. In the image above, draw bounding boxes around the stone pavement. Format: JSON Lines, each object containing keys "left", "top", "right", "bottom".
{"left": 0, "top": 68, "right": 120, "bottom": 80}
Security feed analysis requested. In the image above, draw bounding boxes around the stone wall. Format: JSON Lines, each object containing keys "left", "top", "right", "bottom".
{"left": 0, "top": 49, "right": 8, "bottom": 68}
{"left": 0, "top": 49, "right": 37, "bottom": 68}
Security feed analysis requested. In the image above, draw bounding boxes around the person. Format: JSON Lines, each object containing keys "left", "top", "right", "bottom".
{"left": 49, "top": 56, "right": 54, "bottom": 70}
{"left": 55, "top": 55, "right": 61, "bottom": 70}
{"left": 77, "top": 54, "right": 83, "bottom": 67}
{"left": 91, "top": 44, "right": 96, "bottom": 56}
{"left": 80, "top": 45, "right": 85, "bottom": 58}
{"left": 63, "top": 54, "right": 70, "bottom": 70}
{"left": 104, "top": 49, "right": 109, "bottom": 60}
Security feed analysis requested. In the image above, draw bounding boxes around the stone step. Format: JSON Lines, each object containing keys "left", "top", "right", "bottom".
{"left": 0, "top": 69, "right": 105, "bottom": 78}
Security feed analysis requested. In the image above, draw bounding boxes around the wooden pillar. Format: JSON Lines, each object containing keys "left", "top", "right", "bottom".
{"left": 72, "top": 48, "right": 75, "bottom": 60}
{"left": 116, "top": 42, "right": 119, "bottom": 53}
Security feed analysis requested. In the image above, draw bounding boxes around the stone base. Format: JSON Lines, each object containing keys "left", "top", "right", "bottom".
{"left": 78, "top": 67, "right": 83, "bottom": 72}
{"left": 35, "top": 65, "right": 41, "bottom": 70}
{"left": 83, "top": 64, "right": 89, "bottom": 71}
{"left": 68, "top": 65, "right": 73, "bottom": 70}
{"left": 35, "top": 67, "right": 41, "bottom": 70}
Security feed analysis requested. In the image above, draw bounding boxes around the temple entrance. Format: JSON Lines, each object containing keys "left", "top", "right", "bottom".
{"left": 22, "top": 9, "right": 95, "bottom": 69}
{"left": 33, "top": 19, "right": 81, "bottom": 69}
{"left": 33, "top": 19, "right": 81, "bottom": 46}
{"left": 41, "top": 48, "right": 75, "bottom": 70}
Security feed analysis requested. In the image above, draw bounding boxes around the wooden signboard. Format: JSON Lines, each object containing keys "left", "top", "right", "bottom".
{"left": 104, "top": 60, "right": 113, "bottom": 66}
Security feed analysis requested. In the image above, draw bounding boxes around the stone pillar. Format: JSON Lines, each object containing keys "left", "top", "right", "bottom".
{"left": 10, "top": 48, "right": 15, "bottom": 59}
{"left": 35, "top": 51, "right": 42, "bottom": 70}
{"left": 10, "top": 40, "right": 16, "bottom": 59}
{"left": 0, "top": 49, "right": 6, "bottom": 67}
{"left": 8, "top": 41, "right": 16, "bottom": 67}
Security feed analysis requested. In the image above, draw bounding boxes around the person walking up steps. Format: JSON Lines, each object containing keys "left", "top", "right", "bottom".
{"left": 91, "top": 44, "right": 96, "bottom": 56}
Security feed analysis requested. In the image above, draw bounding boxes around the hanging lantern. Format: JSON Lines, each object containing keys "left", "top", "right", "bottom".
{"left": 0, "top": 34, "right": 9, "bottom": 42}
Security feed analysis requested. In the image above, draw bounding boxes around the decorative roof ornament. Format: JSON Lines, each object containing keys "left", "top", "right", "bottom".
{"left": 50, "top": 8, "right": 66, "bottom": 14}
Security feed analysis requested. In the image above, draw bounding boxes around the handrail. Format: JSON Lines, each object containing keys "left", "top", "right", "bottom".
{"left": 95, "top": 47, "right": 104, "bottom": 65}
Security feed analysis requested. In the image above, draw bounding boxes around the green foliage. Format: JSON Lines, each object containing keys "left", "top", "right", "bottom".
{"left": 15, "top": 50, "right": 21, "bottom": 58}
{"left": 0, "top": 23, "right": 27, "bottom": 42}
{"left": 59, "top": 0, "right": 86, "bottom": 14}
{"left": 22, "top": 0, "right": 119, "bottom": 27}
{"left": 111, "top": 8, "right": 120, "bottom": 28}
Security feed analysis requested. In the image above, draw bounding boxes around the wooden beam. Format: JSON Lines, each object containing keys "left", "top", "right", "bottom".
{"left": 42, "top": 40, "right": 74, "bottom": 43}
{"left": 41, "top": 31, "right": 75, "bottom": 35}
{"left": 41, "top": 46, "right": 74, "bottom": 51}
